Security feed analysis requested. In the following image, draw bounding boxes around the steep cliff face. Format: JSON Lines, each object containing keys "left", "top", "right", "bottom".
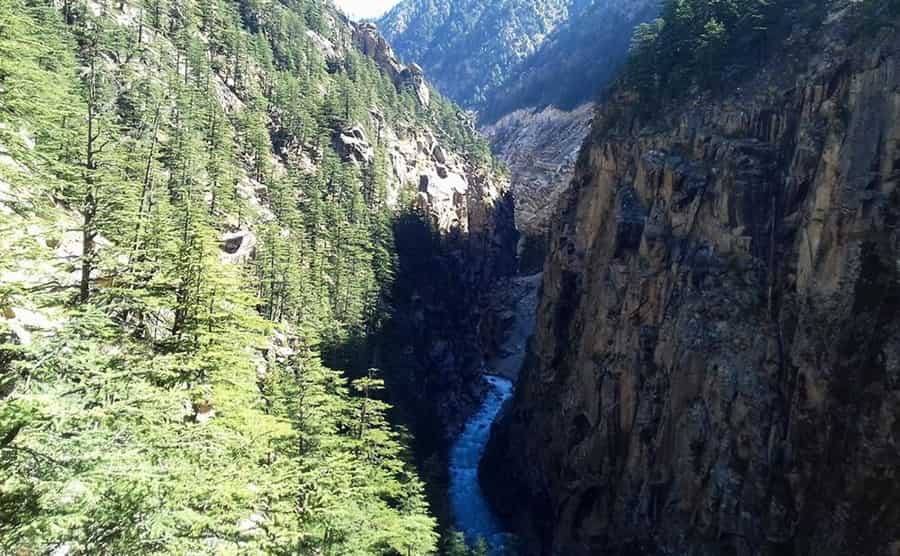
{"left": 483, "top": 103, "right": 594, "bottom": 268}
{"left": 484, "top": 7, "right": 900, "bottom": 556}
{"left": 380, "top": 0, "right": 657, "bottom": 273}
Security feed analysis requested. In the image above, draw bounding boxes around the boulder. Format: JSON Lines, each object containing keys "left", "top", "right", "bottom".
{"left": 184, "top": 399, "right": 215, "bottom": 424}
{"left": 194, "top": 402, "right": 214, "bottom": 424}
{"left": 2, "top": 306, "right": 61, "bottom": 346}
{"left": 270, "top": 330, "right": 295, "bottom": 360}
{"left": 333, "top": 125, "right": 374, "bottom": 164}
{"left": 237, "top": 513, "right": 266, "bottom": 537}
{"left": 432, "top": 143, "right": 448, "bottom": 165}
{"left": 145, "top": 307, "right": 174, "bottom": 342}
{"left": 220, "top": 230, "right": 257, "bottom": 264}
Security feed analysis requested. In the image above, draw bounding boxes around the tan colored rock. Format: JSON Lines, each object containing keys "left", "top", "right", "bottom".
{"left": 485, "top": 16, "right": 900, "bottom": 556}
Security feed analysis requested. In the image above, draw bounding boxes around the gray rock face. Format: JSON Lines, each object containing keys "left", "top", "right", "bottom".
{"left": 484, "top": 11, "right": 900, "bottom": 556}
{"left": 402, "top": 63, "right": 430, "bottom": 106}
{"left": 333, "top": 125, "right": 374, "bottom": 164}
{"left": 305, "top": 29, "right": 339, "bottom": 63}
{"left": 352, "top": 22, "right": 430, "bottom": 106}
{"left": 483, "top": 103, "right": 594, "bottom": 246}
{"left": 220, "top": 230, "right": 257, "bottom": 264}
{"left": 353, "top": 22, "right": 404, "bottom": 79}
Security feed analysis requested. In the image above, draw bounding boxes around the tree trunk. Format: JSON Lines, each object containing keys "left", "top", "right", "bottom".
{"left": 80, "top": 55, "right": 99, "bottom": 304}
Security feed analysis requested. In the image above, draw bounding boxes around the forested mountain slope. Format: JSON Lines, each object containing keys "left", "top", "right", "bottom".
{"left": 377, "top": 0, "right": 580, "bottom": 112}
{"left": 484, "top": 0, "right": 900, "bottom": 554}
{"left": 0, "top": 0, "right": 509, "bottom": 554}
{"left": 476, "top": 0, "right": 657, "bottom": 123}
{"left": 379, "top": 0, "right": 657, "bottom": 258}
{"left": 378, "top": 0, "right": 655, "bottom": 120}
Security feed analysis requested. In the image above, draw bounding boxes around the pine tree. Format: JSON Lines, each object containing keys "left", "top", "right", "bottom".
{"left": 0, "top": 0, "right": 512, "bottom": 552}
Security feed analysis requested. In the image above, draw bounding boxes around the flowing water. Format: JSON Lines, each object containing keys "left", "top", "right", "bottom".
{"left": 449, "top": 374, "right": 515, "bottom": 553}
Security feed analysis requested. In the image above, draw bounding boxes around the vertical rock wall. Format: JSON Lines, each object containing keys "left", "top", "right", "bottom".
{"left": 484, "top": 12, "right": 900, "bottom": 556}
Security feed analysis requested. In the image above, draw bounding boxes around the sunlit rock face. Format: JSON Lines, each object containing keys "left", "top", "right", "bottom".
{"left": 484, "top": 7, "right": 900, "bottom": 556}
{"left": 379, "top": 0, "right": 658, "bottom": 271}
{"left": 483, "top": 103, "right": 594, "bottom": 268}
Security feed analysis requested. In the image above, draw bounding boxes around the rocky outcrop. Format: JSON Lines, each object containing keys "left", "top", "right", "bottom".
{"left": 401, "top": 63, "right": 430, "bottom": 107}
{"left": 353, "top": 22, "right": 404, "bottom": 81}
{"left": 333, "top": 125, "right": 375, "bottom": 164}
{"left": 368, "top": 112, "right": 494, "bottom": 234}
{"left": 483, "top": 103, "right": 594, "bottom": 268}
{"left": 305, "top": 29, "right": 339, "bottom": 63}
{"left": 484, "top": 8, "right": 900, "bottom": 556}
{"left": 352, "top": 22, "right": 430, "bottom": 106}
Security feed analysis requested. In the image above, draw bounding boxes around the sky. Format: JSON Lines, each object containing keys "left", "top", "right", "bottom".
{"left": 333, "top": 0, "right": 401, "bottom": 20}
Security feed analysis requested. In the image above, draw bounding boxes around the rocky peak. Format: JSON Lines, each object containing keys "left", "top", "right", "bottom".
{"left": 351, "top": 21, "right": 430, "bottom": 106}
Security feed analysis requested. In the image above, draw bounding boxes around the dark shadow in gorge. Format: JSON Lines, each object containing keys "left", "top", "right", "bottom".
{"left": 321, "top": 192, "right": 519, "bottom": 534}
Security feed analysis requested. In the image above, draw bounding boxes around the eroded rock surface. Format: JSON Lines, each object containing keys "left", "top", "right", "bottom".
{"left": 352, "top": 22, "right": 430, "bottom": 106}
{"left": 484, "top": 10, "right": 900, "bottom": 556}
{"left": 484, "top": 103, "right": 594, "bottom": 267}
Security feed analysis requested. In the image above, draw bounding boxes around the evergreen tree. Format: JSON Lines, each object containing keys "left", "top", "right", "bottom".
{"left": 0, "top": 0, "right": 509, "bottom": 552}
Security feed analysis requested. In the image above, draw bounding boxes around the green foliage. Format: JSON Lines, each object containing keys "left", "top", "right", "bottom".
{"left": 440, "top": 530, "right": 491, "bottom": 556}
{"left": 0, "top": 0, "right": 516, "bottom": 552}
{"left": 0, "top": 0, "right": 83, "bottom": 181}
{"left": 625, "top": 0, "right": 802, "bottom": 103}
{"left": 378, "top": 0, "right": 575, "bottom": 109}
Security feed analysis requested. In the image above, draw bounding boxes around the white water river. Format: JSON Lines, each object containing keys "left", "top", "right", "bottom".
{"left": 449, "top": 374, "right": 515, "bottom": 554}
